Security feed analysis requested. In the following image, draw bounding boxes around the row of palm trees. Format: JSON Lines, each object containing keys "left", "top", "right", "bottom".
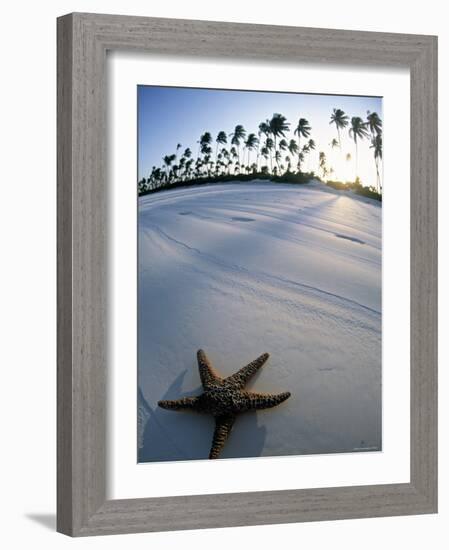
{"left": 138, "top": 109, "right": 382, "bottom": 194}
{"left": 329, "top": 108, "right": 383, "bottom": 191}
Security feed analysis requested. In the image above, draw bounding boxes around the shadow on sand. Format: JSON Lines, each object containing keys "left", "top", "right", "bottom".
{"left": 138, "top": 371, "right": 267, "bottom": 462}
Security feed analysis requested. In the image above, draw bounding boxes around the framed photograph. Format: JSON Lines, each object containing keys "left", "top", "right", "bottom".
{"left": 57, "top": 12, "right": 437, "bottom": 536}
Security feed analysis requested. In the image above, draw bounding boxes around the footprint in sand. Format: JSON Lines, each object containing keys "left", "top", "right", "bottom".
{"left": 231, "top": 217, "right": 255, "bottom": 222}
{"left": 178, "top": 211, "right": 192, "bottom": 216}
{"left": 335, "top": 233, "right": 365, "bottom": 245}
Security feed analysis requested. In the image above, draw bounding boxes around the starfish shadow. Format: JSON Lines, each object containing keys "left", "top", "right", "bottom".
{"left": 139, "top": 370, "right": 211, "bottom": 462}
{"left": 138, "top": 370, "right": 267, "bottom": 462}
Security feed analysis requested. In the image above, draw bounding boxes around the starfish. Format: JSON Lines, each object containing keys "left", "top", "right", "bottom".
{"left": 158, "top": 350, "right": 291, "bottom": 459}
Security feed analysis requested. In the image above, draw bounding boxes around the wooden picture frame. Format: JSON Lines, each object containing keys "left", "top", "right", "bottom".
{"left": 57, "top": 12, "right": 438, "bottom": 536}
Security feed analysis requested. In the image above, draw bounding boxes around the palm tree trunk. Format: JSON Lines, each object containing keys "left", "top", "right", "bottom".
{"left": 297, "top": 137, "right": 300, "bottom": 173}
{"left": 337, "top": 127, "right": 342, "bottom": 180}
{"left": 256, "top": 140, "right": 260, "bottom": 172}
{"left": 375, "top": 158, "right": 380, "bottom": 193}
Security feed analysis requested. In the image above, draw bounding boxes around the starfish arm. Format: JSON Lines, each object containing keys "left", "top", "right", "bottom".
{"left": 158, "top": 396, "right": 201, "bottom": 411}
{"left": 197, "top": 349, "right": 222, "bottom": 389}
{"left": 224, "top": 352, "right": 270, "bottom": 389}
{"left": 209, "top": 416, "right": 235, "bottom": 459}
{"left": 242, "top": 390, "right": 291, "bottom": 411}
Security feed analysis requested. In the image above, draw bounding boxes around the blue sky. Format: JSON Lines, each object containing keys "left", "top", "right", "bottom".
{"left": 138, "top": 86, "right": 382, "bottom": 187}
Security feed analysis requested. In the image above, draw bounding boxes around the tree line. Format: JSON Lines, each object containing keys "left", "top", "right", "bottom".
{"left": 138, "top": 109, "right": 382, "bottom": 195}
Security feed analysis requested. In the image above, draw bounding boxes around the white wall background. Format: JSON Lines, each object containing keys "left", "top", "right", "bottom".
{"left": 0, "top": 1, "right": 445, "bottom": 548}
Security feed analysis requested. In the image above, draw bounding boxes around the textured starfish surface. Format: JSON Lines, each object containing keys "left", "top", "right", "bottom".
{"left": 158, "top": 350, "right": 291, "bottom": 459}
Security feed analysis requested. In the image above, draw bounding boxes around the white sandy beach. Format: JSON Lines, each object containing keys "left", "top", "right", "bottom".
{"left": 138, "top": 181, "right": 382, "bottom": 461}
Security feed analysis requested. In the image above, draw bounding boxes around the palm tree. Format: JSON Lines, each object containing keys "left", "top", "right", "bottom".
{"left": 301, "top": 144, "right": 310, "bottom": 171}
{"left": 366, "top": 111, "right": 382, "bottom": 191}
{"left": 319, "top": 152, "right": 327, "bottom": 180}
{"left": 185, "top": 159, "right": 193, "bottom": 180}
{"left": 148, "top": 166, "right": 156, "bottom": 189}
{"left": 193, "top": 158, "right": 200, "bottom": 178}
{"left": 329, "top": 109, "right": 349, "bottom": 180}
{"left": 349, "top": 117, "right": 370, "bottom": 179}
{"left": 257, "top": 121, "right": 270, "bottom": 170}
{"left": 138, "top": 178, "right": 147, "bottom": 194}
{"left": 200, "top": 132, "right": 212, "bottom": 146}
{"left": 180, "top": 148, "right": 192, "bottom": 180}
{"left": 269, "top": 113, "right": 290, "bottom": 158}
{"left": 370, "top": 133, "right": 382, "bottom": 193}
{"left": 230, "top": 146, "right": 238, "bottom": 174}
{"left": 329, "top": 108, "right": 349, "bottom": 148}
{"left": 221, "top": 148, "right": 229, "bottom": 173}
{"left": 230, "top": 125, "right": 246, "bottom": 164}
{"left": 260, "top": 146, "right": 269, "bottom": 172}
{"left": 198, "top": 132, "right": 212, "bottom": 162}
{"left": 288, "top": 139, "right": 298, "bottom": 163}
{"left": 274, "top": 150, "right": 282, "bottom": 173}
{"left": 329, "top": 138, "right": 339, "bottom": 176}
{"left": 152, "top": 168, "right": 162, "bottom": 189}
{"left": 170, "top": 144, "right": 182, "bottom": 176}
{"left": 227, "top": 159, "right": 233, "bottom": 175}
{"left": 175, "top": 143, "right": 182, "bottom": 163}
{"left": 258, "top": 121, "right": 270, "bottom": 139}
{"left": 366, "top": 111, "right": 382, "bottom": 136}
{"left": 204, "top": 154, "right": 212, "bottom": 177}
{"left": 163, "top": 154, "right": 176, "bottom": 182}
{"left": 304, "top": 138, "right": 316, "bottom": 172}
{"left": 201, "top": 144, "right": 212, "bottom": 167}
{"left": 244, "top": 133, "right": 259, "bottom": 168}
{"left": 265, "top": 138, "right": 274, "bottom": 173}
{"left": 297, "top": 152, "right": 305, "bottom": 173}
{"left": 294, "top": 118, "right": 311, "bottom": 172}
{"left": 215, "top": 131, "right": 227, "bottom": 164}
{"left": 255, "top": 131, "right": 262, "bottom": 171}
{"left": 179, "top": 157, "right": 185, "bottom": 179}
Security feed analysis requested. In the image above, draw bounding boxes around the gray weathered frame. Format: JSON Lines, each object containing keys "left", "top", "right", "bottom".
{"left": 57, "top": 12, "right": 438, "bottom": 536}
